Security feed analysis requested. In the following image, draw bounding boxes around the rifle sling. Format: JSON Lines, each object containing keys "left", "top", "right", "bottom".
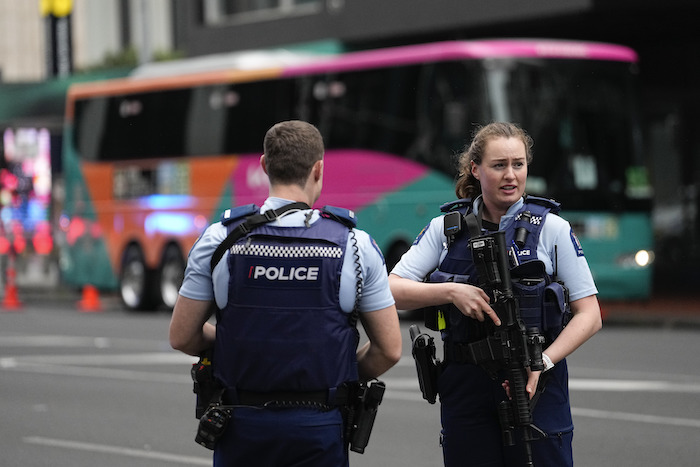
{"left": 210, "top": 202, "right": 310, "bottom": 273}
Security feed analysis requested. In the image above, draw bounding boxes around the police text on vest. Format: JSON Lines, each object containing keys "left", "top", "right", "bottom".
{"left": 250, "top": 266, "right": 320, "bottom": 281}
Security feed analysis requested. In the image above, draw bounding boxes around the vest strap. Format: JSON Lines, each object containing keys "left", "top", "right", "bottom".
{"left": 210, "top": 201, "right": 310, "bottom": 273}
{"left": 464, "top": 212, "right": 483, "bottom": 238}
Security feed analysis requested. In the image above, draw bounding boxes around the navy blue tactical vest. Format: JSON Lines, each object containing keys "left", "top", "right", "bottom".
{"left": 213, "top": 206, "right": 360, "bottom": 396}
{"left": 432, "top": 196, "right": 569, "bottom": 346}
{"left": 434, "top": 197, "right": 575, "bottom": 434}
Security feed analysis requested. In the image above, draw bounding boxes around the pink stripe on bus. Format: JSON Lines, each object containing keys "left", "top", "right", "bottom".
{"left": 283, "top": 40, "right": 637, "bottom": 76}
{"left": 319, "top": 150, "right": 428, "bottom": 211}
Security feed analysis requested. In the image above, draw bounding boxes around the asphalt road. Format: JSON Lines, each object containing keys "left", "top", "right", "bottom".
{"left": 2, "top": 299, "right": 700, "bottom": 466}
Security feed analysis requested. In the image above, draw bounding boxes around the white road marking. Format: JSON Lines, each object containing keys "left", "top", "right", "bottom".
{"left": 5, "top": 336, "right": 700, "bottom": 434}
{"left": 571, "top": 408, "right": 700, "bottom": 429}
{"left": 2, "top": 352, "right": 196, "bottom": 366}
{"left": 21, "top": 410, "right": 700, "bottom": 467}
{"left": 23, "top": 436, "right": 210, "bottom": 465}
{"left": 0, "top": 335, "right": 114, "bottom": 347}
{"left": 2, "top": 360, "right": 191, "bottom": 383}
{"left": 4, "top": 353, "right": 700, "bottom": 394}
{"left": 569, "top": 378, "right": 700, "bottom": 393}
{"left": 0, "top": 335, "right": 156, "bottom": 348}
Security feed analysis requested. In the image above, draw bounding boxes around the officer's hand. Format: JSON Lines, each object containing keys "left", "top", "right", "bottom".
{"left": 502, "top": 370, "right": 541, "bottom": 400}
{"left": 451, "top": 284, "right": 501, "bottom": 326}
{"left": 526, "top": 369, "right": 541, "bottom": 399}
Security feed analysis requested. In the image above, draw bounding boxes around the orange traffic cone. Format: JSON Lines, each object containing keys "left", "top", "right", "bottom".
{"left": 2, "top": 257, "right": 22, "bottom": 311}
{"left": 77, "top": 284, "right": 102, "bottom": 312}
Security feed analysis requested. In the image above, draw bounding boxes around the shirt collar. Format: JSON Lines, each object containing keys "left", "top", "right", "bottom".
{"left": 262, "top": 197, "right": 305, "bottom": 212}
{"left": 473, "top": 196, "right": 524, "bottom": 230}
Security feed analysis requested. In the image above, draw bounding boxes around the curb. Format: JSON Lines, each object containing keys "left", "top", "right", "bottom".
{"left": 600, "top": 297, "right": 700, "bottom": 329}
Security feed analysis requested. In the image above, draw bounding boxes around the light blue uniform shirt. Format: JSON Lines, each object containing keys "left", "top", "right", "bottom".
{"left": 180, "top": 197, "right": 395, "bottom": 312}
{"left": 391, "top": 196, "right": 598, "bottom": 302}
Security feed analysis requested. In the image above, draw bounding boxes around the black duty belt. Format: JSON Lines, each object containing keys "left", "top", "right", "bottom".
{"left": 223, "top": 385, "right": 352, "bottom": 408}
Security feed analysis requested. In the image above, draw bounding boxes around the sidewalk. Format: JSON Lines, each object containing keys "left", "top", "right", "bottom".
{"left": 600, "top": 295, "right": 700, "bottom": 328}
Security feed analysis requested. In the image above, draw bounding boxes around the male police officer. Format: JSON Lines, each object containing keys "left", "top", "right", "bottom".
{"left": 169, "top": 120, "right": 402, "bottom": 466}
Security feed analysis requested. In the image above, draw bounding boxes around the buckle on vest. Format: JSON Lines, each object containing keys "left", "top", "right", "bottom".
{"left": 263, "top": 209, "right": 278, "bottom": 221}
{"left": 237, "top": 223, "right": 250, "bottom": 235}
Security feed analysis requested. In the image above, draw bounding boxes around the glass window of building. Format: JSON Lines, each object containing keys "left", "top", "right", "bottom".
{"left": 203, "top": 0, "right": 321, "bottom": 24}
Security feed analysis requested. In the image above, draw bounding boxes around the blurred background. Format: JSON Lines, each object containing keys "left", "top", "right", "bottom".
{"left": 0, "top": 0, "right": 698, "bottom": 311}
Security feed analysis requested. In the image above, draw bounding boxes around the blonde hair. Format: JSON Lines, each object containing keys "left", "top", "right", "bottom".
{"left": 454, "top": 122, "right": 533, "bottom": 199}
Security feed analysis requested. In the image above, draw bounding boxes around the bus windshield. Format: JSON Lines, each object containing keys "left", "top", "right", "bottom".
{"left": 485, "top": 58, "right": 649, "bottom": 211}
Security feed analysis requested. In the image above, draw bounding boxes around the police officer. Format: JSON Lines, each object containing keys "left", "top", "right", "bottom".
{"left": 170, "top": 120, "right": 402, "bottom": 467}
{"left": 389, "top": 122, "right": 602, "bottom": 467}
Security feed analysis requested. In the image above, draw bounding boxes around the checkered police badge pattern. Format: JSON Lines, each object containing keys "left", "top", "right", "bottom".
{"left": 229, "top": 243, "right": 343, "bottom": 258}
{"left": 516, "top": 212, "right": 542, "bottom": 225}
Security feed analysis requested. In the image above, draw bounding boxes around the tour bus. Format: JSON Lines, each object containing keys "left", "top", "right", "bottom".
{"left": 60, "top": 39, "right": 653, "bottom": 310}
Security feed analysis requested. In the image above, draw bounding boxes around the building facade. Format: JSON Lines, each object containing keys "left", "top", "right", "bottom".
{"left": 0, "top": 0, "right": 174, "bottom": 82}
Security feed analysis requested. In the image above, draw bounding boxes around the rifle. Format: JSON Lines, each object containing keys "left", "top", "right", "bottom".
{"left": 469, "top": 230, "right": 546, "bottom": 466}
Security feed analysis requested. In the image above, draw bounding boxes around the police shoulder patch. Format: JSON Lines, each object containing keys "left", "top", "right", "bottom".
{"left": 569, "top": 229, "right": 585, "bottom": 257}
{"left": 369, "top": 236, "right": 385, "bottom": 264}
{"left": 413, "top": 223, "right": 430, "bottom": 245}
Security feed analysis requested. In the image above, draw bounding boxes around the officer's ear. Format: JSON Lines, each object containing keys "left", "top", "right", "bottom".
{"left": 470, "top": 160, "right": 480, "bottom": 180}
{"left": 312, "top": 159, "right": 323, "bottom": 182}
{"left": 260, "top": 154, "right": 268, "bottom": 174}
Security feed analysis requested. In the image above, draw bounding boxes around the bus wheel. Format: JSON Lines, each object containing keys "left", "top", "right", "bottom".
{"left": 385, "top": 240, "right": 410, "bottom": 273}
{"left": 159, "top": 245, "right": 184, "bottom": 310}
{"left": 120, "top": 245, "right": 157, "bottom": 311}
{"left": 385, "top": 240, "right": 421, "bottom": 320}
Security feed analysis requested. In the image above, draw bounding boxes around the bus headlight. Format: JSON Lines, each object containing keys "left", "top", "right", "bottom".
{"left": 634, "top": 250, "right": 653, "bottom": 267}
{"left": 616, "top": 250, "right": 654, "bottom": 268}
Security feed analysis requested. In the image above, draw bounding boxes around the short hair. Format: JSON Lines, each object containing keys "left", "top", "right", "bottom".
{"left": 263, "top": 120, "right": 324, "bottom": 187}
{"left": 454, "top": 122, "right": 534, "bottom": 199}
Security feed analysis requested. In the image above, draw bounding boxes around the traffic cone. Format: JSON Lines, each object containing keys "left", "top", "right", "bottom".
{"left": 77, "top": 284, "right": 102, "bottom": 312}
{"left": 2, "top": 255, "right": 22, "bottom": 311}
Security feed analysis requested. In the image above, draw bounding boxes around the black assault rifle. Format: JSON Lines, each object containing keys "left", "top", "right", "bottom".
{"left": 469, "top": 230, "right": 546, "bottom": 467}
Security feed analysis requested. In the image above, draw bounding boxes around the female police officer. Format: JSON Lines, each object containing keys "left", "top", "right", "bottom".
{"left": 170, "top": 120, "right": 401, "bottom": 466}
{"left": 389, "top": 122, "right": 602, "bottom": 467}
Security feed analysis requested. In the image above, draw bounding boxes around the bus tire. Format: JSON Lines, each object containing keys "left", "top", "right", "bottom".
{"left": 385, "top": 239, "right": 422, "bottom": 320}
{"left": 159, "top": 244, "right": 184, "bottom": 310}
{"left": 385, "top": 240, "right": 410, "bottom": 273}
{"left": 120, "top": 244, "right": 158, "bottom": 311}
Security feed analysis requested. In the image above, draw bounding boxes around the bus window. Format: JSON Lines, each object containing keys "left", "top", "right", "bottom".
{"left": 222, "top": 79, "right": 297, "bottom": 154}
{"left": 320, "top": 67, "right": 419, "bottom": 157}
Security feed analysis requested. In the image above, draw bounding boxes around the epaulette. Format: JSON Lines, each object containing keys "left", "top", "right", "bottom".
{"left": 221, "top": 204, "right": 259, "bottom": 226}
{"left": 320, "top": 205, "right": 357, "bottom": 228}
{"left": 440, "top": 198, "right": 473, "bottom": 213}
{"left": 524, "top": 195, "right": 561, "bottom": 215}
